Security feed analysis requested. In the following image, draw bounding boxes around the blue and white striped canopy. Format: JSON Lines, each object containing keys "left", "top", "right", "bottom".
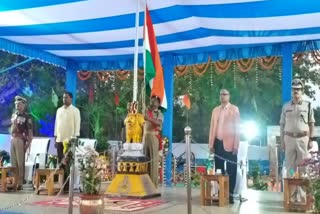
{"left": 0, "top": 0, "right": 320, "bottom": 70}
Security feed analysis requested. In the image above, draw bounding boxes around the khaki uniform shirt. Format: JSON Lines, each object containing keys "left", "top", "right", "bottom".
{"left": 11, "top": 112, "right": 33, "bottom": 139}
{"left": 280, "top": 100, "right": 315, "bottom": 133}
{"left": 144, "top": 109, "right": 163, "bottom": 133}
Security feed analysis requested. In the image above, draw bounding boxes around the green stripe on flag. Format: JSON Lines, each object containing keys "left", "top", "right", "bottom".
{"left": 145, "top": 49, "right": 156, "bottom": 96}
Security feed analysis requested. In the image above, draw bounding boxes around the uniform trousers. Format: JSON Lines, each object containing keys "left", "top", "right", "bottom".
{"left": 284, "top": 135, "right": 308, "bottom": 201}
{"left": 144, "top": 133, "right": 159, "bottom": 188}
{"left": 10, "top": 137, "right": 25, "bottom": 186}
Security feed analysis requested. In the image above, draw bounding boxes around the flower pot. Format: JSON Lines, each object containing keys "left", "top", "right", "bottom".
{"left": 79, "top": 194, "right": 104, "bottom": 214}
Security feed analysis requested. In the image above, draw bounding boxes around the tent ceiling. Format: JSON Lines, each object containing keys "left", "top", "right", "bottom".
{"left": 0, "top": 0, "right": 320, "bottom": 69}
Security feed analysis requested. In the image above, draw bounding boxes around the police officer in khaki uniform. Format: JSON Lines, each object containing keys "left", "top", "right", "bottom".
{"left": 280, "top": 78, "right": 315, "bottom": 201}
{"left": 144, "top": 96, "right": 163, "bottom": 188}
{"left": 10, "top": 96, "right": 33, "bottom": 190}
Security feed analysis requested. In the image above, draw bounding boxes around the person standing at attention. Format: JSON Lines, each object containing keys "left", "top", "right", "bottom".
{"left": 54, "top": 91, "right": 81, "bottom": 167}
{"left": 10, "top": 96, "right": 33, "bottom": 190}
{"left": 208, "top": 89, "right": 240, "bottom": 204}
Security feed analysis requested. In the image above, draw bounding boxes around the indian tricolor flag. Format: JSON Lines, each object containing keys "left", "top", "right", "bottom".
{"left": 144, "top": 6, "right": 167, "bottom": 109}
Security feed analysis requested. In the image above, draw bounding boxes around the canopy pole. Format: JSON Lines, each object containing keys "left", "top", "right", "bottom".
{"left": 133, "top": 0, "right": 140, "bottom": 101}
{"left": 281, "top": 43, "right": 293, "bottom": 103}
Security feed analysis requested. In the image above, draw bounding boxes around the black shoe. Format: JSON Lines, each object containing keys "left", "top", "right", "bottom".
{"left": 17, "top": 185, "right": 23, "bottom": 190}
{"left": 229, "top": 196, "right": 234, "bottom": 204}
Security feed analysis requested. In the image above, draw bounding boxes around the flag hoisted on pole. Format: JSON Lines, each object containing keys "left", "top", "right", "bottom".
{"left": 144, "top": 6, "right": 167, "bottom": 110}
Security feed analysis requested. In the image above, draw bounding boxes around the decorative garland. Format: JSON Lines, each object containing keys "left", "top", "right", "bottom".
{"left": 293, "top": 53, "right": 303, "bottom": 64}
{"left": 174, "top": 65, "right": 188, "bottom": 76}
{"left": 192, "top": 57, "right": 211, "bottom": 76}
{"left": 79, "top": 51, "right": 320, "bottom": 81}
{"left": 97, "top": 71, "right": 110, "bottom": 81}
{"left": 214, "top": 60, "right": 232, "bottom": 73}
{"left": 78, "top": 71, "right": 92, "bottom": 81}
{"left": 259, "top": 56, "right": 278, "bottom": 70}
{"left": 236, "top": 58, "right": 254, "bottom": 73}
{"left": 311, "top": 50, "right": 320, "bottom": 62}
{"left": 115, "top": 70, "right": 130, "bottom": 81}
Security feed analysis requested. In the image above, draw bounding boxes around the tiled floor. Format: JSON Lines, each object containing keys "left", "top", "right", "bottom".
{"left": 0, "top": 187, "right": 304, "bottom": 214}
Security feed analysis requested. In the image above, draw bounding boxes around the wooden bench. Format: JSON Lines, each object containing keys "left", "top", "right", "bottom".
{"left": 35, "top": 168, "right": 64, "bottom": 196}
{"left": 283, "top": 178, "right": 313, "bottom": 212}
{"left": 0, "top": 167, "right": 17, "bottom": 192}
{"left": 200, "top": 174, "right": 229, "bottom": 207}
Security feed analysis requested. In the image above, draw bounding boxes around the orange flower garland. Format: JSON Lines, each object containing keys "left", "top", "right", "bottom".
{"left": 192, "top": 57, "right": 211, "bottom": 76}
{"left": 116, "top": 70, "right": 130, "bottom": 80}
{"left": 214, "top": 60, "right": 232, "bottom": 73}
{"left": 77, "top": 71, "right": 92, "bottom": 81}
{"left": 259, "top": 56, "right": 278, "bottom": 70}
{"left": 236, "top": 58, "right": 254, "bottom": 73}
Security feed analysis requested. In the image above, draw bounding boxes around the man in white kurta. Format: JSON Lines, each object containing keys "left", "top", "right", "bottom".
{"left": 54, "top": 91, "right": 81, "bottom": 165}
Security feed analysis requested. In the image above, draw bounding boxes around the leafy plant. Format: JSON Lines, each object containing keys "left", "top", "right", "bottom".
{"left": 301, "top": 151, "right": 320, "bottom": 213}
{"left": 191, "top": 172, "right": 201, "bottom": 187}
{"left": 250, "top": 161, "right": 268, "bottom": 191}
{"left": 78, "top": 146, "right": 108, "bottom": 195}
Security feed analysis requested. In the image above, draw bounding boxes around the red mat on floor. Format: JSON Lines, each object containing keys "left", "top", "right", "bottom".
{"left": 29, "top": 197, "right": 166, "bottom": 212}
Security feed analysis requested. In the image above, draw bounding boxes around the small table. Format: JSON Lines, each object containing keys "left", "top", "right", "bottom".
{"left": 283, "top": 178, "right": 312, "bottom": 212}
{"left": 200, "top": 174, "right": 229, "bottom": 207}
{"left": 35, "top": 168, "right": 64, "bottom": 196}
{"left": 0, "top": 167, "right": 17, "bottom": 192}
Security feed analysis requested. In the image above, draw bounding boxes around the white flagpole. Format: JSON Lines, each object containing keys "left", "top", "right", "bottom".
{"left": 142, "top": 1, "right": 147, "bottom": 114}
{"left": 133, "top": 0, "right": 140, "bottom": 101}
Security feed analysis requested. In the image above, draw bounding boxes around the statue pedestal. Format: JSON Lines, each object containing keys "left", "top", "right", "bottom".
{"left": 105, "top": 143, "right": 160, "bottom": 199}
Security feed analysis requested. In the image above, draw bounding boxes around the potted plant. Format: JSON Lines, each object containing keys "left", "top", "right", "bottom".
{"left": 301, "top": 151, "right": 320, "bottom": 213}
{"left": 77, "top": 146, "right": 107, "bottom": 214}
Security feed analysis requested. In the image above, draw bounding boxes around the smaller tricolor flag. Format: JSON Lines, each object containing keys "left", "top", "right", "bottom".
{"left": 144, "top": 6, "right": 167, "bottom": 109}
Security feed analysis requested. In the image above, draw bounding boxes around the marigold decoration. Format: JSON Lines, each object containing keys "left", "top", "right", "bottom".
{"left": 236, "top": 58, "right": 254, "bottom": 73}
{"left": 162, "top": 137, "right": 169, "bottom": 156}
{"left": 214, "top": 60, "right": 232, "bottom": 73}
{"left": 116, "top": 70, "right": 130, "bottom": 80}
{"left": 97, "top": 71, "right": 110, "bottom": 81}
{"left": 174, "top": 65, "right": 188, "bottom": 76}
{"left": 192, "top": 57, "right": 211, "bottom": 76}
{"left": 77, "top": 71, "right": 92, "bottom": 81}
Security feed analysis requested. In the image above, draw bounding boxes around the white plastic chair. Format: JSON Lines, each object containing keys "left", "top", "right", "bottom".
{"left": 74, "top": 138, "right": 96, "bottom": 190}
{"left": 24, "top": 138, "right": 50, "bottom": 182}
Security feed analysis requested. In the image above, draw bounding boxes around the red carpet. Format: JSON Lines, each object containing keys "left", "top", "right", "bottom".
{"left": 29, "top": 197, "right": 166, "bottom": 212}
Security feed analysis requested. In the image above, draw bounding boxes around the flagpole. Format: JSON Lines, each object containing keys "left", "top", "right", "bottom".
{"left": 142, "top": 1, "right": 147, "bottom": 114}
{"left": 133, "top": 0, "right": 140, "bottom": 102}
